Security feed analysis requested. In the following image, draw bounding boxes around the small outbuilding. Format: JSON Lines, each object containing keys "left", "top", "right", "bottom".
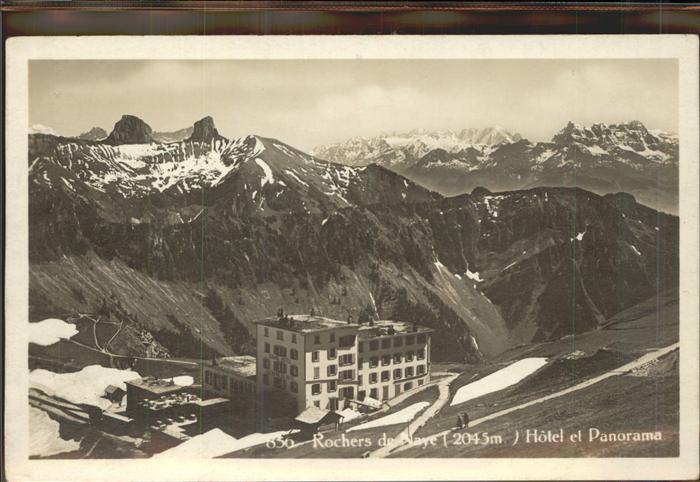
{"left": 292, "top": 406, "right": 343, "bottom": 437}
{"left": 103, "top": 385, "right": 126, "bottom": 404}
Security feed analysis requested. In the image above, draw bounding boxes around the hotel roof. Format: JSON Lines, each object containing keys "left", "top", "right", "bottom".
{"left": 257, "top": 315, "right": 359, "bottom": 333}
{"left": 215, "top": 356, "right": 257, "bottom": 378}
{"left": 358, "top": 320, "right": 433, "bottom": 340}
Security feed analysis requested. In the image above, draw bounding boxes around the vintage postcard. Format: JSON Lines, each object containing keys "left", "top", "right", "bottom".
{"left": 4, "top": 35, "right": 699, "bottom": 480}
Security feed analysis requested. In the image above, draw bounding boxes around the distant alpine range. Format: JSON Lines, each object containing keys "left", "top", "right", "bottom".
{"left": 28, "top": 115, "right": 678, "bottom": 364}
{"left": 313, "top": 122, "right": 678, "bottom": 214}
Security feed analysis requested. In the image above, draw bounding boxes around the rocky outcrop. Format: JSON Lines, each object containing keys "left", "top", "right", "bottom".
{"left": 188, "top": 116, "right": 222, "bottom": 143}
{"left": 105, "top": 115, "right": 153, "bottom": 145}
{"left": 77, "top": 127, "right": 108, "bottom": 141}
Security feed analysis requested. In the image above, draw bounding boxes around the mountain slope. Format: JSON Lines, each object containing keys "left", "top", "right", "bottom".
{"left": 27, "top": 116, "right": 679, "bottom": 363}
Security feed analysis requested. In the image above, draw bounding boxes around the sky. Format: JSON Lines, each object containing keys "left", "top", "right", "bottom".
{"left": 29, "top": 59, "right": 678, "bottom": 151}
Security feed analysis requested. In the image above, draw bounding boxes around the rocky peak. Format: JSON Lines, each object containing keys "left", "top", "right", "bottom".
{"left": 188, "top": 116, "right": 222, "bottom": 143}
{"left": 105, "top": 115, "right": 153, "bottom": 145}
{"left": 77, "top": 126, "right": 108, "bottom": 141}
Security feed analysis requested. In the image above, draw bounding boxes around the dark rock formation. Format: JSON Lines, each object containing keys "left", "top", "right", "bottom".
{"left": 105, "top": 115, "right": 153, "bottom": 145}
{"left": 188, "top": 116, "right": 222, "bottom": 143}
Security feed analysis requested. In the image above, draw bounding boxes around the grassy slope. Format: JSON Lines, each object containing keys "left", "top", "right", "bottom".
{"left": 398, "top": 355, "right": 678, "bottom": 457}
{"left": 402, "top": 290, "right": 679, "bottom": 456}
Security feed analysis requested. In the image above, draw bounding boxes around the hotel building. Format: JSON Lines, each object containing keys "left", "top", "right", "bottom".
{"left": 256, "top": 315, "right": 432, "bottom": 412}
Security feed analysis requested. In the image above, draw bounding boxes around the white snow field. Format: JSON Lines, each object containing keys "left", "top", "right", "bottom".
{"left": 29, "top": 318, "right": 79, "bottom": 346}
{"left": 155, "top": 428, "right": 298, "bottom": 458}
{"left": 29, "top": 365, "right": 141, "bottom": 410}
{"left": 450, "top": 357, "right": 548, "bottom": 406}
{"left": 29, "top": 407, "right": 81, "bottom": 457}
{"left": 346, "top": 402, "right": 430, "bottom": 432}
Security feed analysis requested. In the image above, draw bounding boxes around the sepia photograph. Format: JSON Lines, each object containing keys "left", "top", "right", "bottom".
{"left": 4, "top": 35, "right": 699, "bottom": 481}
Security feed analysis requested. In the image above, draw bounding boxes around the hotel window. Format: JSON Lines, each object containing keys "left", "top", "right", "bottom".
{"left": 339, "top": 370, "right": 354, "bottom": 381}
{"left": 393, "top": 368, "right": 402, "bottom": 380}
{"left": 205, "top": 371, "right": 212, "bottom": 384}
{"left": 290, "top": 365, "right": 299, "bottom": 376}
{"left": 417, "top": 334, "right": 426, "bottom": 343}
{"left": 359, "top": 357, "right": 364, "bottom": 367}
{"left": 381, "top": 355, "right": 390, "bottom": 366}
{"left": 330, "top": 333, "right": 336, "bottom": 343}
{"left": 314, "top": 335, "right": 321, "bottom": 344}
{"left": 406, "top": 351, "right": 414, "bottom": 362}
{"left": 327, "top": 365, "right": 337, "bottom": 377}
{"left": 264, "top": 327, "right": 269, "bottom": 337}
{"left": 370, "top": 372, "right": 378, "bottom": 384}
{"left": 417, "top": 348, "right": 425, "bottom": 360}
{"left": 369, "top": 340, "right": 379, "bottom": 351}
{"left": 273, "top": 377, "right": 285, "bottom": 389}
{"left": 406, "top": 335, "right": 415, "bottom": 345}
{"left": 417, "top": 365, "right": 425, "bottom": 375}
{"left": 328, "top": 380, "right": 337, "bottom": 392}
{"left": 393, "top": 353, "right": 402, "bottom": 364}
{"left": 291, "top": 333, "right": 297, "bottom": 343}
{"left": 381, "top": 339, "right": 390, "bottom": 349}
{"left": 381, "top": 371, "right": 390, "bottom": 382}
{"left": 274, "top": 345, "right": 287, "bottom": 357}
{"left": 339, "top": 335, "right": 355, "bottom": 347}
{"left": 314, "top": 367, "right": 320, "bottom": 379}
{"left": 264, "top": 342, "right": 270, "bottom": 354}
{"left": 405, "top": 366, "right": 414, "bottom": 377}
{"left": 358, "top": 375, "right": 363, "bottom": 385}
{"left": 276, "top": 362, "right": 287, "bottom": 374}
{"left": 312, "top": 351, "right": 319, "bottom": 362}
{"left": 358, "top": 342, "right": 364, "bottom": 353}
{"left": 290, "top": 348, "right": 298, "bottom": 360}
{"left": 291, "top": 381, "right": 298, "bottom": 393}
{"left": 311, "top": 383, "right": 321, "bottom": 395}
{"left": 370, "top": 357, "right": 379, "bottom": 368}
{"left": 277, "top": 330, "right": 283, "bottom": 340}
{"left": 370, "top": 388, "right": 378, "bottom": 399}
{"left": 394, "top": 337, "right": 403, "bottom": 347}
{"left": 263, "top": 374, "right": 269, "bottom": 385}
{"left": 314, "top": 400, "right": 320, "bottom": 407}
{"left": 329, "top": 398, "right": 338, "bottom": 411}
{"left": 328, "top": 347, "right": 337, "bottom": 360}
{"left": 339, "top": 354, "right": 354, "bottom": 366}
{"left": 263, "top": 358, "right": 270, "bottom": 369}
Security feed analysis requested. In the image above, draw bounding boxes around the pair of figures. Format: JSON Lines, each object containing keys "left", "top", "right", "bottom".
{"left": 456, "top": 412, "right": 470, "bottom": 429}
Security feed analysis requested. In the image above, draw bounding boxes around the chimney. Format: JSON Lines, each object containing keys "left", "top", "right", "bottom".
{"left": 347, "top": 315, "right": 354, "bottom": 324}
{"left": 369, "top": 317, "right": 374, "bottom": 327}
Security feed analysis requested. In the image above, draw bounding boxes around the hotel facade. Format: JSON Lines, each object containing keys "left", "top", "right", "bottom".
{"left": 256, "top": 315, "right": 432, "bottom": 412}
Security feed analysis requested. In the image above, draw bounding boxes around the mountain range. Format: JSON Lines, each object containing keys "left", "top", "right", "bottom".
{"left": 313, "top": 122, "right": 679, "bottom": 214}
{"left": 27, "top": 115, "right": 679, "bottom": 363}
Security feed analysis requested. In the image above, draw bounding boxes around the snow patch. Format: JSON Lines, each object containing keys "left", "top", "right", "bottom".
{"left": 284, "top": 169, "right": 309, "bottom": 187}
{"left": 171, "top": 376, "right": 194, "bottom": 387}
{"left": 465, "top": 269, "right": 483, "bottom": 282}
{"left": 29, "top": 365, "right": 141, "bottom": 410}
{"left": 29, "top": 407, "right": 81, "bottom": 457}
{"left": 29, "top": 319, "right": 79, "bottom": 346}
{"left": 347, "top": 402, "right": 429, "bottom": 432}
{"left": 254, "top": 158, "right": 274, "bottom": 187}
{"left": 451, "top": 358, "right": 548, "bottom": 406}
{"left": 630, "top": 245, "right": 642, "bottom": 256}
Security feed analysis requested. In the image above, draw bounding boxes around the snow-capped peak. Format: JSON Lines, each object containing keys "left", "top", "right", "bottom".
{"left": 29, "top": 124, "right": 60, "bottom": 136}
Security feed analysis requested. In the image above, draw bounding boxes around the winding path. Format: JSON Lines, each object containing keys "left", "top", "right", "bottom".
{"left": 386, "top": 342, "right": 679, "bottom": 457}
{"left": 369, "top": 373, "right": 459, "bottom": 457}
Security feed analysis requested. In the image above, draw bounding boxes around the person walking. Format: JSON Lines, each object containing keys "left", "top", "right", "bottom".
{"left": 456, "top": 414, "right": 465, "bottom": 429}
{"left": 461, "top": 411, "right": 470, "bottom": 428}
